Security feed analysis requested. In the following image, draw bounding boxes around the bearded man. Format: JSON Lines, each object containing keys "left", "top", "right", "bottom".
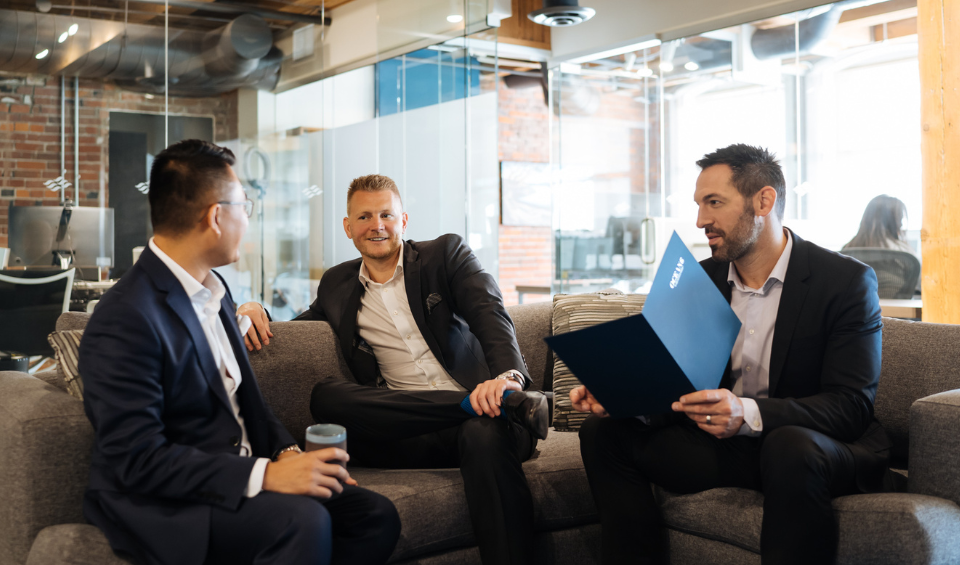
{"left": 571, "top": 144, "right": 892, "bottom": 565}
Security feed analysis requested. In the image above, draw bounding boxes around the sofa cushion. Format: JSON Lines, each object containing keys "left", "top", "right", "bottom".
{"left": 657, "top": 487, "right": 960, "bottom": 564}
{"left": 506, "top": 301, "right": 554, "bottom": 392}
{"left": 47, "top": 330, "right": 84, "bottom": 400}
{"left": 247, "top": 321, "right": 349, "bottom": 446}
{"left": 875, "top": 317, "right": 960, "bottom": 462}
{"left": 25, "top": 524, "right": 133, "bottom": 565}
{"left": 0, "top": 371, "right": 93, "bottom": 565}
{"left": 351, "top": 428, "right": 597, "bottom": 562}
{"left": 551, "top": 291, "right": 646, "bottom": 431}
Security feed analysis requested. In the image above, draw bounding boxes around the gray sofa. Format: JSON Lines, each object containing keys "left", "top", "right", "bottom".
{"left": 2, "top": 302, "right": 960, "bottom": 565}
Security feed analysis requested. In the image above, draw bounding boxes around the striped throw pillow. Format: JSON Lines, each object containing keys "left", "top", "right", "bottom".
{"left": 47, "top": 330, "right": 84, "bottom": 400}
{"left": 552, "top": 290, "right": 646, "bottom": 431}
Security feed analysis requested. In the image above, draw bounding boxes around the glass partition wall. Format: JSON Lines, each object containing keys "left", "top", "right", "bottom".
{"left": 1, "top": 0, "right": 500, "bottom": 324}
{"left": 552, "top": 0, "right": 921, "bottom": 296}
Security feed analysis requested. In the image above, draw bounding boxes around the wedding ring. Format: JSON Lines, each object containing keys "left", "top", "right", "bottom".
{"left": 705, "top": 414, "right": 712, "bottom": 424}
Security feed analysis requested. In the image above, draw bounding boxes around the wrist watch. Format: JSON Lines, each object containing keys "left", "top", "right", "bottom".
{"left": 273, "top": 444, "right": 302, "bottom": 460}
{"left": 495, "top": 369, "right": 525, "bottom": 387}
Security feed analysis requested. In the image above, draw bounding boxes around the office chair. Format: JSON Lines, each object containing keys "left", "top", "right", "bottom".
{"left": 0, "top": 269, "right": 75, "bottom": 370}
{"left": 841, "top": 248, "right": 921, "bottom": 299}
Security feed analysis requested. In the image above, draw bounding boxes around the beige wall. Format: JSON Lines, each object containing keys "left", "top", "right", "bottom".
{"left": 550, "top": 0, "right": 836, "bottom": 62}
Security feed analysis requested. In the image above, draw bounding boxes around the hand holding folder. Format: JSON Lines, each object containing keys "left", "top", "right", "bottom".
{"left": 546, "top": 232, "right": 741, "bottom": 418}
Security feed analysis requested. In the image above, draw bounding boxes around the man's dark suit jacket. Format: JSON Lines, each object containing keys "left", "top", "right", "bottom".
{"left": 703, "top": 229, "right": 891, "bottom": 492}
{"left": 295, "top": 234, "right": 530, "bottom": 390}
{"left": 79, "top": 246, "right": 296, "bottom": 565}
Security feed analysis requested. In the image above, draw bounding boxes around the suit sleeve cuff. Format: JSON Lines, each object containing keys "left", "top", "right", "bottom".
{"left": 244, "top": 458, "right": 270, "bottom": 498}
{"left": 737, "top": 397, "right": 763, "bottom": 437}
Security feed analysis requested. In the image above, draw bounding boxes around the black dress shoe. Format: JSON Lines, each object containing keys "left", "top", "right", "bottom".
{"left": 502, "top": 391, "right": 550, "bottom": 440}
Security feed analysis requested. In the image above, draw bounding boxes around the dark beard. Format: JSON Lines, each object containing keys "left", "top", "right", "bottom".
{"left": 708, "top": 205, "right": 762, "bottom": 263}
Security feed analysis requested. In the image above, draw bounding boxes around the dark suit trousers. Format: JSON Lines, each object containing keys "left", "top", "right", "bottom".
{"left": 312, "top": 379, "right": 537, "bottom": 565}
{"left": 578, "top": 415, "right": 858, "bottom": 565}
{"left": 206, "top": 486, "right": 400, "bottom": 565}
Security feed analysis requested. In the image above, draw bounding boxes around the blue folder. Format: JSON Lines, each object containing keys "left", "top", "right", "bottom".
{"left": 545, "top": 232, "right": 741, "bottom": 417}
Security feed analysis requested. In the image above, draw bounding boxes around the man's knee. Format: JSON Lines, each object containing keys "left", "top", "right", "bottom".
{"left": 310, "top": 379, "right": 355, "bottom": 422}
{"left": 286, "top": 495, "right": 333, "bottom": 537}
{"left": 760, "top": 426, "right": 834, "bottom": 484}
{"left": 457, "top": 417, "right": 513, "bottom": 455}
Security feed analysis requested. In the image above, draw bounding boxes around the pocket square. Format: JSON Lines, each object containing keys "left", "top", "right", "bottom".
{"left": 237, "top": 314, "right": 252, "bottom": 335}
{"left": 426, "top": 293, "right": 443, "bottom": 314}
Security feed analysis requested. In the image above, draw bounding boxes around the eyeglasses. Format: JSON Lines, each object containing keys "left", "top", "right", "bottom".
{"left": 217, "top": 197, "right": 254, "bottom": 218}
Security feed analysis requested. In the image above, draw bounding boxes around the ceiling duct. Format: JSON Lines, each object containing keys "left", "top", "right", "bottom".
{"left": 750, "top": 5, "right": 845, "bottom": 60}
{"left": 528, "top": 0, "right": 595, "bottom": 27}
{"left": 0, "top": 8, "right": 281, "bottom": 96}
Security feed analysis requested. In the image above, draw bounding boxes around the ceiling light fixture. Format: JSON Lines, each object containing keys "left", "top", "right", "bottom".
{"left": 447, "top": 14, "right": 463, "bottom": 23}
{"left": 684, "top": 61, "right": 699, "bottom": 71}
{"left": 659, "top": 61, "right": 674, "bottom": 72}
{"left": 36, "top": 49, "right": 49, "bottom": 59}
{"left": 636, "top": 67, "right": 654, "bottom": 77}
{"left": 528, "top": 0, "right": 596, "bottom": 27}
{"left": 58, "top": 31, "right": 68, "bottom": 43}
{"left": 68, "top": 23, "right": 78, "bottom": 36}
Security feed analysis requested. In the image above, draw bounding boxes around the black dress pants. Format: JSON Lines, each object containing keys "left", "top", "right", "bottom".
{"left": 206, "top": 486, "right": 400, "bottom": 565}
{"left": 578, "top": 415, "right": 858, "bottom": 565}
{"left": 311, "top": 379, "right": 537, "bottom": 565}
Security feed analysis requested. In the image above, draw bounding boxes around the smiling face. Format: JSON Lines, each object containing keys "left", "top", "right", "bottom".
{"left": 694, "top": 164, "right": 762, "bottom": 263}
{"left": 343, "top": 189, "right": 408, "bottom": 262}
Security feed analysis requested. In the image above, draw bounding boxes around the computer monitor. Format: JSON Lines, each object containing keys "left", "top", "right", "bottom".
{"left": 7, "top": 205, "right": 114, "bottom": 281}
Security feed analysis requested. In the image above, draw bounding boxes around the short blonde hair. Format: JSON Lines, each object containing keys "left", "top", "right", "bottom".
{"left": 347, "top": 174, "right": 403, "bottom": 214}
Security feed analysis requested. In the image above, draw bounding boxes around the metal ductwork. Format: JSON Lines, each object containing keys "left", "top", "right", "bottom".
{"left": 750, "top": 5, "right": 845, "bottom": 60}
{"left": 0, "top": 8, "right": 282, "bottom": 96}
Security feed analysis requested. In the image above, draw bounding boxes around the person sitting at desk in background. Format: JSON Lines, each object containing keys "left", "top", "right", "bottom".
{"left": 570, "top": 144, "right": 893, "bottom": 565}
{"left": 238, "top": 173, "right": 550, "bottom": 565}
{"left": 842, "top": 194, "right": 917, "bottom": 257}
{"left": 79, "top": 140, "right": 400, "bottom": 565}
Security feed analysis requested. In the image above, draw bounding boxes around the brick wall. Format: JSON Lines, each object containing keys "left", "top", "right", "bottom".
{"left": 0, "top": 75, "right": 238, "bottom": 248}
{"left": 497, "top": 80, "right": 552, "bottom": 307}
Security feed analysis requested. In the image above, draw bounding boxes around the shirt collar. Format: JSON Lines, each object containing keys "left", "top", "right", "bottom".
{"left": 358, "top": 240, "right": 404, "bottom": 288}
{"left": 727, "top": 229, "right": 793, "bottom": 294}
{"left": 148, "top": 238, "right": 226, "bottom": 310}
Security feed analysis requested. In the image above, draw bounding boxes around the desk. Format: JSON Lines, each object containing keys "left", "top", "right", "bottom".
{"left": 879, "top": 299, "right": 922, "bottom": 319}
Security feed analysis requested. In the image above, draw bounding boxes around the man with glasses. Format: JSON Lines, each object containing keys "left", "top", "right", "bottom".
{"left": 79, "top": 140, "right": 400, "bottom": 565}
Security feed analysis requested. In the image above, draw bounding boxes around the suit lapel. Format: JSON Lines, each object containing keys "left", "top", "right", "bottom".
{"left": 403, "top": 242, "right": 446, "bottom": 365}
{"left": 768, "top": 230, "right": 811, "bottom": 397}
{"left": 706, "top": 260, "right": 734, "bottom": 390}
{"left": 338, "top": 279, "right": 364, "bottom": 360}
{"left": 140, "top": 248, "right": 233, "bottom": 414}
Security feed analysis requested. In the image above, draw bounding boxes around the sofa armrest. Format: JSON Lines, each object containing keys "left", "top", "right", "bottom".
{"left": 0, "top": 371, "right": 94, "bottom": 565}
{"left": 909, "top": 389, "right": 960, "bottom": 504}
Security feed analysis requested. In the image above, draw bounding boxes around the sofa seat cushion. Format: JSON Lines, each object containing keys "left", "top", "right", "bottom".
{"left": 657, "top": 488, "right": 960, "bottom": 563}
{"left": 26, "top": 524, "right": 133, "bottom": 565}
{"left": 352, "top": 429, "right": 597, "bottom": 561}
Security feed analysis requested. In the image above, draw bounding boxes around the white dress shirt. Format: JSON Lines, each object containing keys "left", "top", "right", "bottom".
{"left": 357, "top": 242, "right": 467, "bottom": 392}
{"left": 727, "top": 230, "right": 794, "bottom": 437}
{"left": 149, "top": 239, "right": 269, "bottom": 497}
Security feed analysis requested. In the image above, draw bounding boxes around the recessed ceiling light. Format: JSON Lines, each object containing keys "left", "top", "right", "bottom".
{"left": 684, "top": 61, "right": 699, "bottom": 71}
{"left": 636, "top": 67, "right": 654, "bottom": 77}
{"left": 659, "top": 61, "right": 674, "bottom": 72}
{"left": 36, "top": 49, "right": 49, "bottom": 59}
{"left": 58, "top": 31, "right": 68, "bottom": 43}
{"left": 68, "top": 23, "right": 78, "bottom": 36}
{"left": 447, "top": 14, "right": 463, "bottom": 23}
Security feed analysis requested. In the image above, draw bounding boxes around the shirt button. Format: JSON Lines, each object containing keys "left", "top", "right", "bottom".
{"left": 406, "top": 334, "right": 411, "bottom": 339}
{"left": 417, "top": 359, "right": 422, "bottom": 365}
{"left": 430, "top": 381, "right": 436, "bottom": 386}
{"left": 393, "top": 311, "right": 398, "bottom": 316}
{"left": 749, "top": 329, "right": 755, "bottom": 335}
{"left": 746, "top": 366, "right": 751, "bottom": 372}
